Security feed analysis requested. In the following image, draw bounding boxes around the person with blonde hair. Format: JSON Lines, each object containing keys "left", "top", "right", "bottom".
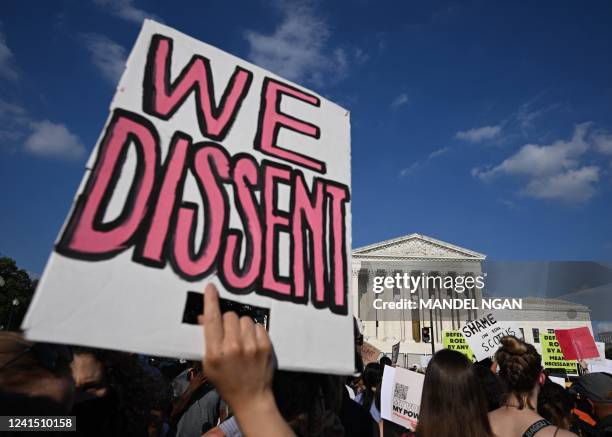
{"left": 489, "top": 336, "right": 577, "bottom": 437}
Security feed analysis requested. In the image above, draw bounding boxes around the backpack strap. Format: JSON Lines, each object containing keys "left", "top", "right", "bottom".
{"left": 522, "top": 419, "right": 552, "bottom": 437}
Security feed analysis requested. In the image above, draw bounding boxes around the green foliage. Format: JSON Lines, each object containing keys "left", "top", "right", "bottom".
{"left": 0, "top": 257, "right": 36, "bottom": 330}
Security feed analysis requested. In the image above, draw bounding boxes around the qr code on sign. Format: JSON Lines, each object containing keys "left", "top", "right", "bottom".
{"left": 393, "top": 383, "right": 409, "bottom": 400}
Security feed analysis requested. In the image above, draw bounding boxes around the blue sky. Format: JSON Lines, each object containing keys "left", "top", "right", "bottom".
{"left": 1, "top": 0, "right": 612, "bottom": 276}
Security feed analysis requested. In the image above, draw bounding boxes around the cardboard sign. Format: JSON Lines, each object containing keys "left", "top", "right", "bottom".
{"left": 391, "top": 342, "right": 400, "bottom": 365}
{"left": 554, "top": 327, "right": 599, "bottom": 361}
{"left": 381, "top": 365, "right": 424, "bottom": 430}
{"left": 22, "top": 20, "right": 353, "bottom": 374}
{"left": 361, "top": 341, "right": 381, "bottom": 365}
{"left": 460, "top": 313, "right": 521, "bottom": 362}
{"left": 442, "top": 330, "right": 475, "bottom": 362}
{"left": 541, "top": 333, "right": 578, "bottom": 375}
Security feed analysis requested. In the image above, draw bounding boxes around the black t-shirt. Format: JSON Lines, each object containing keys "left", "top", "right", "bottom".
{"left": 339, "top": 388, "right": 380, "bottom": 437}
{"left": 596, "top": 414, "right": 612, "bottom": 437}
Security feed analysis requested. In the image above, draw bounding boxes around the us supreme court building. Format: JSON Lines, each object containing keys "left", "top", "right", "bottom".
{"left": 351, "top": 233, "right": 593, "bottom": 367}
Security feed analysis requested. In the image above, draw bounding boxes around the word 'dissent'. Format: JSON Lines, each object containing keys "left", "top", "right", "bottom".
{"left": 56, "top": 33, "right": 350, "bottom": 315}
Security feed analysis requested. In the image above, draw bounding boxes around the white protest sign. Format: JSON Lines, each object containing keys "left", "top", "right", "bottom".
{"left": 586, "top": 341, "right": 606, "bottom": 373}
{"left": 419, "top": 355, "right": 432, "bottom": 369}
{"left": 22, "top": 20, "right": 353, "bottom": 374}
{"left": 549, "top": 376, "right": 566, "bottom": 388}
{"left": 589, "top": 358, "right": 612, "bottom": 374}
{"left": 594, "top": 341, "right": 606, "bottom": 362}
{"left": 460, "top": 313, "right": 522, "bottom": 362}
{"left": 381, "top": 365, "right": 424, "bottom": 430}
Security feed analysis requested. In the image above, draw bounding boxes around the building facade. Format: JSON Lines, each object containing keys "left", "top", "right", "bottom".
{"left": 600, "top": 331, "right": 612, "bottom": 346}
{"left": 352, "top": 233, "right": 593, "bottom": 367}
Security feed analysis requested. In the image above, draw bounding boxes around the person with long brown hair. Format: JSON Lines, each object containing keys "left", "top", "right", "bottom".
{"left": 416, "top": 349, "right": 493, "bottom": 437}
{"left": 355, "top": 362, "right": 382, "bottom": 423}
{"left": 489, "top": 336, "right": 577, "bottom": 437}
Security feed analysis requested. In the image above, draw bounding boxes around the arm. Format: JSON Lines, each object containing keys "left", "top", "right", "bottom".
{"left": 202, "top": 284, "right": 295, "bottom": 437}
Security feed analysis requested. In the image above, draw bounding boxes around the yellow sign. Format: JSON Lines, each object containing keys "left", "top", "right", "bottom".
{"left": 541, "top": 333, "right": 578, "bottom": 375}
{"left": 442, "top": 330, "right": 475, "bottom": 362}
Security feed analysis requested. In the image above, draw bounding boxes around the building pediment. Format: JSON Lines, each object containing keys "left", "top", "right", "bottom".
{"left": 353, "top": 233, "right": 485, "bottom": 260}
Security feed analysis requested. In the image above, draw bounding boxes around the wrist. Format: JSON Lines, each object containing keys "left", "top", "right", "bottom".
{"left": 232, "top": 390, "right": 281, "bottom": 426}
{"left": 232, "top": 389, "right": 277, "bottom": 416}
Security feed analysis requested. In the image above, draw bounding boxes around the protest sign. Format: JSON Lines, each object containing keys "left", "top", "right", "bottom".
{"left": 420, "top": 355, "right": 432, "bottom": 369}
{"left": 595, "top": 341, "right": 606, "bottom": 361}
{"left": 589, "top": 359, "right": 612, "bottom": 374}
{"left": 442, "top": 330, "right": 475, "bottom": 361}
{"left": 392, "top": 342, "right": 400, "bottom": 365}
{"left": 549, "top": 376, "right": 566, "bottom": 388}
{"left": 587, "top": 342, "right": 607, "bottom": 372}
{"left": 541, "top": 333, "right": 578, "bottom": 375}
{"left": 22, "top": 20, "right": 353, "bottom": 374}
{"left": 361, "top": 341, "right": 381, "bottom": 365}
{"left": 381, "top": 365, "right": 424, "bottom": 430}
{"left": 554, "top": 327, "right": 599, "bottom": 361}
{"left": 460, "top": 313, "right": 521, "bottom": 362}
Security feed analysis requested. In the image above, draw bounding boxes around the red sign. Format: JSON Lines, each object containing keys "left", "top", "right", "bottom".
{"left": 554, "top": 327, "right": 599, "bottom": 361}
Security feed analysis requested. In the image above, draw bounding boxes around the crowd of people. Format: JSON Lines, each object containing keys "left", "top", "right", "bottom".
{"left": 1, "top": 283, "right": 610, "bottom": 436}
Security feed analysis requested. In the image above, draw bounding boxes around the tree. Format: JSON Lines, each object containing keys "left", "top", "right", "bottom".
{"left": 0, "top": 257, "right": 37, "bottom": 330}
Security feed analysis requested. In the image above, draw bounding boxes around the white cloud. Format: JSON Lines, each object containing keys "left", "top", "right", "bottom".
{"left": 428, "top": 146, "right": 449, "bottom": 159}
{"left": 472, "top": 123, "right": 600, "bottom": 203}
{"left": 497, "top": 198, "right": 521, "bottom": 211}
{"left": 244, "top": 0, "right": 347, "bottom": 86}
{"left": 93, "top": 0, "right": 159, "bottom": 24}
{"left": 353, "top": 48, "right": 369, "bottom": 65}
{"left": 399, "top": 147, "right": 449, "bottom": 177}
{"left": 399, "top": 162, "right": 420, "bottom": 177}
{"left": 515, "top": 101, "right": 559, "bottom": 133}
{"left": 82, "top": 33, "right": 127, "bottom": 84}
{"left": 593, "top": 130, "right": 612, "bottom": 155}
{"left": 455, "top": 125, "right": 502, "bottom": 143}
{"left": 24, "top": 120, "right": 85, "bottom": 160}
{"left": 391, "top": 93, "right": 409, "bottom": 108}
{"left": 0, "top": 98, "right": 27, "bottom": 142}
{"left": 522, "top": 166, "right": 599, "bottom": 202}
{"left": 0, "top": 99, "right": 26, "bottom": 118}
{"left": 0, "top": 28, "right": 83, "bottom": 160}
{"left": 0, "top": 28, "right": 18, "bottom": 81}
{"left": 475, "top": 122, "right": 590, "bottom": 180}
{"left": 0, "top": 105, "right": 84, "bottom": 159}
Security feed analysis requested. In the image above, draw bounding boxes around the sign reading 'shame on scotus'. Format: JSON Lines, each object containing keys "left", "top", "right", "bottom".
{"left": 460, "top": 312, "right": 522, "bottom": 362}
{"left": 23, "top": 20, "right": 353, "bottom": 374}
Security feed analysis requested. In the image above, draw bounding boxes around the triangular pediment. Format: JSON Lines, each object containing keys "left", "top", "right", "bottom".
{"left": 353, "top": 233, "right": 485, "bottom": 260}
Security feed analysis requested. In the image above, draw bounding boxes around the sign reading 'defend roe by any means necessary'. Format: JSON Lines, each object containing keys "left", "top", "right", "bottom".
{"left": 442, "top": 330, "right": 475, "bottom": 362}
{"left": 22, "top": 20, "right": 353, "bottom": 374}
